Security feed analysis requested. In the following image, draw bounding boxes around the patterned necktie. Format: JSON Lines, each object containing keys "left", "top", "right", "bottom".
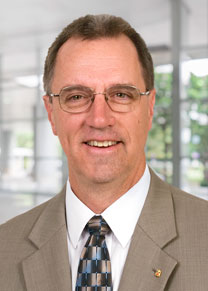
{"left": 75, "top": 215, "right": 113, "bottom": 291}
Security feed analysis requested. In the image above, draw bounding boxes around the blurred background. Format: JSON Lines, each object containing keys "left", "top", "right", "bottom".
{"left": 0, "top": 0, "right": 208, "bottom": 223}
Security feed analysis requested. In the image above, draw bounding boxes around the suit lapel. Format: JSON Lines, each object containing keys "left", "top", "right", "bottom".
{"left": 22, "top": 188, "right": 72, "bottom": 291}
{"left": 119, "top": 169, "right": 178, "bottom": 291}
{"left": 21, "top": 169, "right": 178, "bottom": 291}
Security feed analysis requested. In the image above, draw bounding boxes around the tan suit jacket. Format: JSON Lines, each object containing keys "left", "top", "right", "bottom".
{"left": 0, "top": 169, "right": 208, "bottom": 291}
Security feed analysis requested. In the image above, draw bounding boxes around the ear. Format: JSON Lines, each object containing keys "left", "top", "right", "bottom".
{"left": 148, "top": 88, "right": 156, "bottom": 130}
{"left": 43, "top": 95, "right": 58, "bottom": 136}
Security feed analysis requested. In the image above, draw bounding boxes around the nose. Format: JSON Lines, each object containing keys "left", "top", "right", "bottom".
{"left": 85, "top": 93, "right": 115, "bottom": 129}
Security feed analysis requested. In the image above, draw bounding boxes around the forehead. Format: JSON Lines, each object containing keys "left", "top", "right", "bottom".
{"left": 52, "top": 35, "right": 145, "bottom": 90}
{"left": 58, "top": 33, "right": 138, "bottom": 53}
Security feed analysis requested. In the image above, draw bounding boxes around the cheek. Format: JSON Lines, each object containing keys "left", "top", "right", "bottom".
{"left": 133, "top": 110, "right": 150, "bottom": 143}
{"left": 54, "top": 114, "right": 83, "bottom": 153}
{"left": 53, "top": 115, "right": 70, "bottom": 150}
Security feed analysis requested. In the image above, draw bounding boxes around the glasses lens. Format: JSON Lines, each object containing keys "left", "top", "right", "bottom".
{"left": 60, "top": 86, "right": 92, "bottom": 113}
{"left": 57, "top": 85, "right": 142, "bottom": 113}
{"left": 106, "top": 85, "right": 140, "bottom": 112}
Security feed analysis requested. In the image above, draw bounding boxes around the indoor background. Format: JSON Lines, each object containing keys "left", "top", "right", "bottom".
{"left": 0, "top": 0, "right": 208, "bottom": 223}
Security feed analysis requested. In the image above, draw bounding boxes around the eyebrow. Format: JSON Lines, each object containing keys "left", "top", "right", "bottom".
{"left": 61, "top": 83, "right": 136, "bottom": 89}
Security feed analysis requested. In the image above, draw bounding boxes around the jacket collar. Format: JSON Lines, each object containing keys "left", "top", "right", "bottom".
{"left": 118, "top": 168, "right": 178, "bottom": 291}
{"left": 22, "top": 186, "right": 72, "bottom": 291}
{"left": 28, "top": 186, "right": 67, "bottom": 249}
{"left": 22, "top": 168, "right": 178, "bottom": 291}
{"left": 139, "top": 168, "right": 177, "bottom": 248}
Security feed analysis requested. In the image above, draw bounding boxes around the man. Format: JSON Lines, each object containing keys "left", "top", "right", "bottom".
{"left": 0, "top": 14, "right": 208, "bottom": 291}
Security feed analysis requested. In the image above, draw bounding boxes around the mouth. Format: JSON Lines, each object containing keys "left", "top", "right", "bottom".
{"left": 84, "top": 140, "right": 121, "bottom": 148}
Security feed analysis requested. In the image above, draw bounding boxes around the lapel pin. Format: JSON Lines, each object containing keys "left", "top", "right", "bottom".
{"left": 153, "top": 269, "right": 162, "bottom": 278}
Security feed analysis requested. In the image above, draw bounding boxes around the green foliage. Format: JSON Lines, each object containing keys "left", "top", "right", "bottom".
{"left": 147, "top": 69, "right": 208, "bottom": 185}
{"left": 187, "top": 73, "right": 208, "bottom": 100}
{"left": 147, "top": 71, "right": 172, "bottom": 159}
{"left": 16, "top": 132, "right": 33, "bottom": 148}
{"left": 186, "top": 74, "right": 208, "bottom": 163}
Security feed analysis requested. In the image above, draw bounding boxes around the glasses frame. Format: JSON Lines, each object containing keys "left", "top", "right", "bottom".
{"left": 49, "top": 84, "right": 150, "bottom": 113}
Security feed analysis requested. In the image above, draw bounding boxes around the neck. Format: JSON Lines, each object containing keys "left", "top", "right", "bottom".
{"left": 68, "top": 163, "right": 146, "bottom": 213}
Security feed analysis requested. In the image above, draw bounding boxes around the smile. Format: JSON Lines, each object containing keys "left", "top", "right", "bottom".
{"left": 86, "top": 141, "right": 119, "bottom": 147}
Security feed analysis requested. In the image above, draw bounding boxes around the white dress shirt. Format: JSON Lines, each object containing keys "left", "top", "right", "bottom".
{"left": 66, "top": 165, "right": 150, "bottom": 291}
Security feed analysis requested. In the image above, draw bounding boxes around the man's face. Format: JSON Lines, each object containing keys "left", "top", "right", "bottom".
{"left": 43, "top": 35, "right": 155, "bottom": 187}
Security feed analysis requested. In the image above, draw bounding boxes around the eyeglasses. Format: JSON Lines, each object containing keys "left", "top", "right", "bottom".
{"left": 49, "top": 84, "right": 150, "bottom": 113}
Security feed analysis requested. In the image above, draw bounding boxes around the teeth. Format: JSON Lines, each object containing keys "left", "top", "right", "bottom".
{"left": 87, "top": 141, "right": 118, "bottom": 147}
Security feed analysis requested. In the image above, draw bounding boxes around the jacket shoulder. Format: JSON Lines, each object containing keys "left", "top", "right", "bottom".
{"left": 0, "top": 190, "right": 65, "bottom": 241}
{"left": 150, "top": 167, "right": 208, "bottom": 215}
{"left": 170, "top": 183, "right": 208, "bottom": 216}
{"left": 0, "top": 189, "right": 66, "bottom": 290}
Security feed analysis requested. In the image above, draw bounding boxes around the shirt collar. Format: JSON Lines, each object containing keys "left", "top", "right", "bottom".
{"left": 102, "top": 165, "right": 150, "bottom": 247}
{"left": 66, "top": 182, "right": 94, "bottom": 248}
{"left": 66, "top": 165, "right": 150, "bottom": 249}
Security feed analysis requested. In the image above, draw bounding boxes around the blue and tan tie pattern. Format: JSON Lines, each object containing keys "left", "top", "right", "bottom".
{"left": 75, "top": 215, "right": 113, "bottom": 291}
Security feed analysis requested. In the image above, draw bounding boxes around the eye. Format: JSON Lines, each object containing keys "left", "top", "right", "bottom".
{"left": 63, "top": 92, "right": 87, "bottom": 103}
{"left": 110, "top": 90, "right": 134, "bottom": 102}
{"left": 69, "top": 95, "right": 83, "bottom": 101}
{"left": 115, "top": 92, "right": 131, "bottom": 99}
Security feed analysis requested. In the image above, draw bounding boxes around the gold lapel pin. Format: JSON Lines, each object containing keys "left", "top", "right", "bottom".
{"left": 153, "top": 269, "right": 162, "bottom": 278}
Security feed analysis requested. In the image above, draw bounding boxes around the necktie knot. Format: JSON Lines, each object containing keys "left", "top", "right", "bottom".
{"left": 87, "top": 215, "right": 110, "bottom": 236}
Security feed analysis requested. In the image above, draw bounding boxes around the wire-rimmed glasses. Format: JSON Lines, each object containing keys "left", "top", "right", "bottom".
{"left": 49, "top": 84, "right": 150, "bottom": 113}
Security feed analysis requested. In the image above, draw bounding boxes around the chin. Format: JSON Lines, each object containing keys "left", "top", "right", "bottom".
{"left": 86, "top": 171, "right": 118, "bottom": 185}
{"left": 89, "top": 175, "right": 115, "bottom": 185}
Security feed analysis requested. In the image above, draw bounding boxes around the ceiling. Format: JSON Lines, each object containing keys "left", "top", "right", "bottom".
{"left": 0, "top": 0, "right": 207, "bottom": 133}
{"left": 1, "top": 0, "right": 207, "bottom": 50}
{"left": 0, "top": 0, "right": 207, "bottom": 77}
